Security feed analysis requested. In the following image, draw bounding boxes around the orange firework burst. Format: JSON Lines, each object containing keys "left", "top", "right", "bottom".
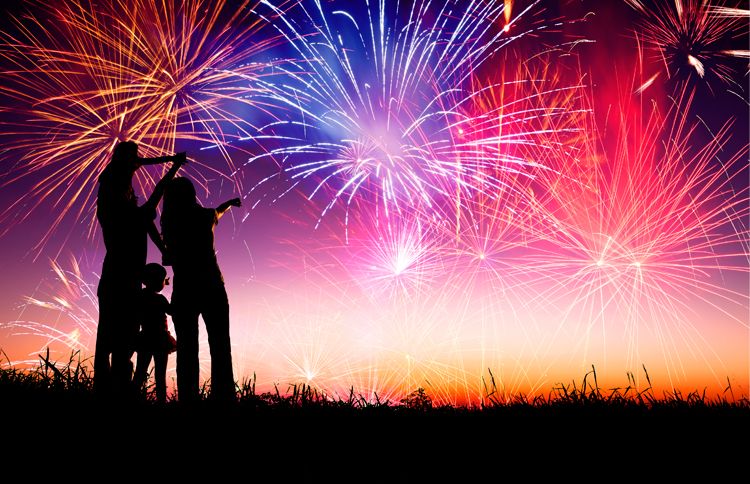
{"left": 0, "top": 0, "right": 281, "bottom": 253}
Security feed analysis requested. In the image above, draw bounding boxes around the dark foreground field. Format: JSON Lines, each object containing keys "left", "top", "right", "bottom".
{"left": 2, "top": 351, "right": 748, "bottom": 472}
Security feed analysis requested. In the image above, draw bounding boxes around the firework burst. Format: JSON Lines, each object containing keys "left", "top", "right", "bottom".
{"left": 347, "top": 216, "right": 444, "bottom": 301}
{"left": 525, "top": 82, "right": 749, "bottom": 382}
{"left": 626, "top": 0, "right": 749, "bottom": 91}
{"left": 1, "top": 256, "right": 98, "bottom": 363}
{"left": 0, "top": 0, "right": 280, "bottom": 252}
{"left": 244, "top": 0, "right": 574, "bottom": 233}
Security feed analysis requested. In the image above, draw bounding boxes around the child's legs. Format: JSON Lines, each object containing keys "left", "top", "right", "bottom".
{"left": 133, "top": 350, "right": 154, "bottom": 390}
{"left": 153, "top": 351, "right": 168, "bottom": 403}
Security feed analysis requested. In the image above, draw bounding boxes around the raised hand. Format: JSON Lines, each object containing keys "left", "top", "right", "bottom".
{"left": 173, "top": 152, "right": 187, "bottom": 165}
{"left": 217, "top": 197, "right": 242, "bottom": 216}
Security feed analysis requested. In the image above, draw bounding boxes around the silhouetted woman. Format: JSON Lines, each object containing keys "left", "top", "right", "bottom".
{"left": 95, "top": 141, "right": 185, "bottom": 393}
{"left": 161, "top": 177, "right": 240, "bottom": 402}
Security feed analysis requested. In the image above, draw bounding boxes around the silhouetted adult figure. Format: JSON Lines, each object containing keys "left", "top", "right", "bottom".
{"left": 94, "top": 141, "right": 185, "bottom": 394}
{"left": 161, "top": 177, "right": 240, "bottom": 402}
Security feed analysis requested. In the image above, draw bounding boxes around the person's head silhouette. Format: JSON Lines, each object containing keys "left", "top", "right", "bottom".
{"left": 99, "top": 141, "right": 141, "bottom": 204}
{"left": 112, "top": 141, "right": 139, "bottom": 167}
{"left": 142, "top": 262, "right": 168, "bottom": 293}
{"left": 164, "top": 177, "right": 198, "bottom": 211}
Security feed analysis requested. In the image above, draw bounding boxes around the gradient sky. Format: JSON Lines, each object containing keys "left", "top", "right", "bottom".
{"left": 0, "top": 0, "right": 747, "bottom": 404}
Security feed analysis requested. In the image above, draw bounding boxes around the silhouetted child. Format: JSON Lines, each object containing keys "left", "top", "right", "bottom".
{"left": 133, "top": 263, "right": 177, "bottom": 403}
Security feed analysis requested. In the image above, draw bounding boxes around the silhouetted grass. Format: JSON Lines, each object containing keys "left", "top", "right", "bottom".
{"left": 2, "top": 349, "right": 746, "bottom": 417}
{"left": 0, "top": 348, "right": 95, "bottom": 402}
{"left": 3, "top": 352, "right": 747, "bottom": 473}
{"left": 3, "top": 348, "right": 748, "bottom": 470}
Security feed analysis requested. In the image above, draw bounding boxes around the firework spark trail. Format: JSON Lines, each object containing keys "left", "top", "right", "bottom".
{"left": 236, "top": 209, "right": 499, "bottom": 404}
{"left": 259, "top": 306, "right": 355, "bottom": 390}
{"left": 518, "top": 81, "right": 749, "bottom": 387}
{"left": 1, "top": 256, "right": 98, "bottom": 363}
{"left": 437, "top": 198, "right": 563, "bottom": 402}
{"left": 417, "top": 61, "right": 593, "bottom": 401}
{"left": 301, "top": 223, "right": 556, "bottom": 405}
{"left": 346, "top": 217, "right": 444, "bottom": 302}
{"left": 625, "top": 0, "right": 749, "bottom": 90}
{"left": 242, "top": 0, "right": 577, "bottom": 237}
{"left": 0, "top": 0, "right": 282, "bottom": 253}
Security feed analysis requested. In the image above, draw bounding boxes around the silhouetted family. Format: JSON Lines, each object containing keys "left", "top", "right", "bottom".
{"left": 94, "top": 141, "right": 240, "bottom": 402}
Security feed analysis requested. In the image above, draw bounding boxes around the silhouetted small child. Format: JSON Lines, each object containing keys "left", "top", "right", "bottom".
{"left": 133, "top": 263, "right": 177, "bottom": 403}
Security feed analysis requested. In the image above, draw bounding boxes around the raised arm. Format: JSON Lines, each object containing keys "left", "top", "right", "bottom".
{"left": 142, "top": 155, "right": 187, "bottom": 213}
{"left": 138, "top": 152, "right": 186, "bottom": 166}
{"left": 216, "top": 197, "right": 241, "bottom": 219}
{"left": 147, "top": 220, "right": 167, "bottom": 256}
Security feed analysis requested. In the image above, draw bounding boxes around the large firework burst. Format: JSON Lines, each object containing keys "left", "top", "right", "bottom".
{"left": 244, "top": 0, "right": 574, "bottom": 234}
{"left": 525, "top": 81, "right": 749, "bottom": 381}
{"left": 0, "top": 0, "right": 280, "bottom": 252}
